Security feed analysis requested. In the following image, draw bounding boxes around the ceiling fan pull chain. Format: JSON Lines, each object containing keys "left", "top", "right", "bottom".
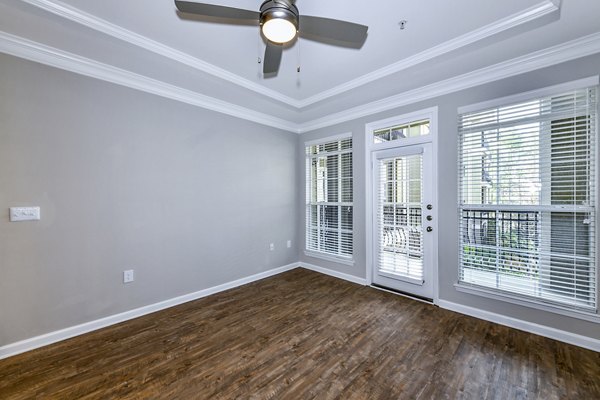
{"left": 297, "top": 38, "right": 301, "bottom": 73}
{"left": 257, "top": 31, "right": 262, "bottom": 65}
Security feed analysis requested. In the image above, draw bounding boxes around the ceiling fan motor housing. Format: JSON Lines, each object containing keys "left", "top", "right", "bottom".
{"left": 260, "top": 0, "right": 299, "bottom": 38}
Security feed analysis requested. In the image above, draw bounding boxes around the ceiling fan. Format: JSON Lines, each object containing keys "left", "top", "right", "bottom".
{"left": 174, "top": 0, "right": 368, "bottom": 74}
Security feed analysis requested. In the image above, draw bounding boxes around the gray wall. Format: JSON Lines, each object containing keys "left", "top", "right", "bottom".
{"left": 299, "top": 53, "right": 600, "bottom": 340}
{"left": 0, "top": 53, "right": 299, "bottom": 346}
{"left": 2, "top": 49, "right": 599, "bottom": 348}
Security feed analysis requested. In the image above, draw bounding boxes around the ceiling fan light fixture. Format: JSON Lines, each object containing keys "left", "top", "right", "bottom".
{"left": 260, "top": 1, "right": 298, "bottom": 44}
{"left": 262, "top": 17, "right": 297, "bottom": 43}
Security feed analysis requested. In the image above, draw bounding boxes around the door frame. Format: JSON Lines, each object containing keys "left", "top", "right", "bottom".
{"left": 364, "top": 107, "right": 439, "bottom": 304}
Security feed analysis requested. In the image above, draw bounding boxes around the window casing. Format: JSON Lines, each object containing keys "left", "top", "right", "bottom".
{"left": 458, "top": 85, "right": 597, "bottom": 314}
{"left": 305, "top": 136, "right": 353, "bottom": 261}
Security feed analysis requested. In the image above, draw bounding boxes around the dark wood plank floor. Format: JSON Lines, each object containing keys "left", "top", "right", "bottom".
{"left": 1, "top": 268, "right": 599, "bottom": 399}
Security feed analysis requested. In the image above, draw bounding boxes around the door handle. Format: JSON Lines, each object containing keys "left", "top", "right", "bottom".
{"left": 427, "top": 204, "right": 433, "bottom": 210}
{"left": 426, "top": 226, "right": 433, "bottom": 232}
{"left": 426, "top": 215, "right": 433, "bottom": 221}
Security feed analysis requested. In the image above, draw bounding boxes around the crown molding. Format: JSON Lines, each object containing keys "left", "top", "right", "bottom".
{"left": 2, "top": 31, "right": 599, "bottom": 135}
{"left": 19, "top": 0, "right": 302, "bottom": 108}
{"left": 0, "top": 31, "right": 300, "bottom": 133}
{"left": 295, "top": 0, "right": 559, "bottom": 107}
{"left": 19, "top": 0, "right": 558, "bottom": 109}
{"left": 297, "top": 32, "right": 600, "bottom": 133}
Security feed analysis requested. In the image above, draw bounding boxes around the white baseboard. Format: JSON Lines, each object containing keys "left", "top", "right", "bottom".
{"left": 299, "top": 262, "right": 367, "bottom": 286}
{"left": 438, "top": 300, "right": 600, "bottom": 353}
{"left": 0, "top": 262, "right": 299, "bottom": 360}
{"left": 4, "top": 263, "right": 596, "bottom": 360}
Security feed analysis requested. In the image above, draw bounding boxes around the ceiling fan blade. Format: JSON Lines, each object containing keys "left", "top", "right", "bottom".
{"left": 299, "top": 15, "right": 368, "bottom": 44}
{"left": 263, "top": 41, "right": 283, "bottom": 74}
{"left": 175, "top": 1, "right": 259, "bottom": 21}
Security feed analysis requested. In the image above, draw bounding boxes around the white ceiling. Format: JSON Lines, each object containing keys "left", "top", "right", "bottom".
{"left": 1, "top": 0, "right": 600, "bottom": 131}
{"left": 50, "top": 0, "right": 544, "bottom": 99}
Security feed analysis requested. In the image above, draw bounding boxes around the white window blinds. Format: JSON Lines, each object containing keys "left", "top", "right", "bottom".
{"left": 306, "top": 137, "right": 353, "bottom": 259}
{"left": 377, "top": 152, "right": 424, "bottom": 282}
{"left": 458, "top": 86, "right": 597, "bottom": 312}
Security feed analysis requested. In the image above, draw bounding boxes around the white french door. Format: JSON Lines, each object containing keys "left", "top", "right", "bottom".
{"left": 372, "top": 143, "right": 435, "bottom": 299}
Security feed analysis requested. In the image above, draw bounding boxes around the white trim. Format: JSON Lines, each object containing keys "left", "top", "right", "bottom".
{"left": 455, "top": 283, "right": 600, "bottom": 324}
{"left": 365, "top": 107, "right": 439, "bottom": 150}
{"left": 303, "top": 250, "right": 355, "bottom": 266}
{"left": 431, "top": 112, "right": 440, "bottom": 305}
{"left": 304, "top": 132, "right": 353, "bottom": 146}
{"left": 373, "top": 145, "right": 425, "bottom": 159}
{"left": 19, "top": 0, "right": 558, "bottom": 109}
{"left": 365, "top": 108, "right": 439, "bottom": 132}
{"left": 2, "top": 30, "right": 599, "bottom": 134}
{"left": 299, "top": 262, "right": 367, "bottom": 286}
{"left": 297, "top": 32, "right": 600, "bottom": 133}
{"left": 0, "top": 32, "right": 299, "bottom": 133}
{"left": 438, "top": 299, "right": 600, "bottom": 352}
{"left": 1, "top": 259, "right": 597, "bottom": 360}
{"left": 596, "top": 86, "right": 600, "bottom": 313}
{"left": 296, "top": 1, "right": 559, "bottom": 107}
{"left": 0, "top": 262, "right": 299, "bottom": 360}
{"left": 303, "top": 263, "right": 600, "bottom": 353}
{"left": 458, "top": 76, "right": 600, "bottom": 114}
{"left": 365, "top": 125, "right": 374, "bottom": 287}
{"left": 19, "top": 0, "right": 300, "bottom": 107}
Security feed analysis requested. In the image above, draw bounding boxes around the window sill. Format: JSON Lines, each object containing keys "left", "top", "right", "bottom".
{"left": 304, "top": 250, "right": 355, "bottom": 266}
{"left": 454, "top": 283, "right": 600, "bottom": 324}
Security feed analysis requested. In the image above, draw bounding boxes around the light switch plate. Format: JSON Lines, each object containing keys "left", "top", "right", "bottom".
{"left": 9, "top": 207, "right": 40, "bottom": 222}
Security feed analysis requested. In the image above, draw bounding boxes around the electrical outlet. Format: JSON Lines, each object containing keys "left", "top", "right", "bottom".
{"left": 123, "top": 269, "right": 134, "bottom": 283}
{"left": 269, "top": 243, "right": 275, "bottom": 251}
{"left": 287, "top": 240, "right": 292, "bottom": 248}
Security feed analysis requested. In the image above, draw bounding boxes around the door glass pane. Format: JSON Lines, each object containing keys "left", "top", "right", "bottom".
{"left": 377, "top": 154, "right": 424, "bottom": 281}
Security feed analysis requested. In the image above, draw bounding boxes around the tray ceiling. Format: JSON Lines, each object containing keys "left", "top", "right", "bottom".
{"left": 1, "top": 0, "right": 599, "bottom": 131}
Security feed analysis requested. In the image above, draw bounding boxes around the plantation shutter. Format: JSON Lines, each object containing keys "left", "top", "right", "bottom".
{"left": 458, "top": 86, "right": 597, "bottom": 312}
{"left": 306, "top": 137, "right": 353, "bottom": 259}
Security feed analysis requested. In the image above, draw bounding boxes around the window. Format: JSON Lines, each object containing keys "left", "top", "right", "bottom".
{"left": 458, "top": 85, "right": 597, "bottom": 313}
{"left": 373, "top": 119, "right": 430, "bottom": 144}
{"left": 305, "top": 135, "right": 353, "bottom": 262}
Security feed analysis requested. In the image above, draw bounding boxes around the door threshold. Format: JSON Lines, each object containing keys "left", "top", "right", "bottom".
{"left": 370, "top": 284, "right": 434, "bottom": 304}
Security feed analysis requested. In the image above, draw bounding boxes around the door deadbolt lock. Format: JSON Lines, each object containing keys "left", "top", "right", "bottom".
{"left": 427, "top": 204, "right": 433, "bottom": 210}
{"left": 426, "top": 226, "right": 433, "bottom": 232}
{"left": 427, "top": 215, "right": 433, "bottom": 221}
